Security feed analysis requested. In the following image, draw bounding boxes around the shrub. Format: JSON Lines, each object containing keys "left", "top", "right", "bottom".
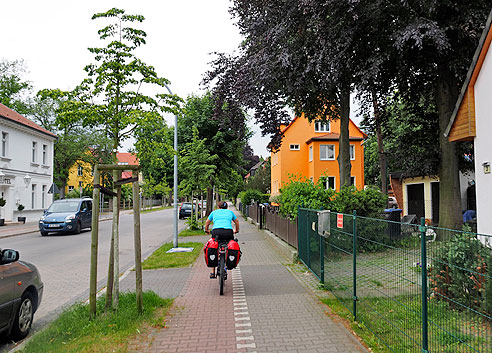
{"left": 429, "top": 227, "right": 491, "bottom": 316}
{"left": 277, "top": 176, "right": 385, "bottom": 220}
{"left": 240, "top": 189, "right": 268, "bottom": 206}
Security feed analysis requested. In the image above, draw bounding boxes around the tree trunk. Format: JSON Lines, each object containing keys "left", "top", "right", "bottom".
{"left": 59, "top": 180, "right": 67, "bottom": 199}
{"left": 373, "top": 95, "right": 388, "bottom": 201}
{"left": 168, "top": 190, "right": 172, "bottom": 207}
{"left": 338, "top": 85, "right": 352, "bottom": 188}
{"left": 206, "top": 185, "right": 213, "bottom": 216}
{"left": 436, "top": 65, "right": 462, "bottom": 233}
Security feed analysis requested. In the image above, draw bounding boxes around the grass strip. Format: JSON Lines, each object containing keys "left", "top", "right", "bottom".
{"left": 21, "top": 291, "right": 173, "bottom": 353}
{"left": 179, "top": 229, "right": 207, "bottom": 237}
{"left": 141, "top": 206, "right": 172, "bottom": 214}
{"left": 141, "top": 242, "right": 203, "bottom": 270}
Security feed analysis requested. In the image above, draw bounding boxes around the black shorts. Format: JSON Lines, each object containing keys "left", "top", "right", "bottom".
{"left": 212, "top": 228, "right": 234, "bottom": 242}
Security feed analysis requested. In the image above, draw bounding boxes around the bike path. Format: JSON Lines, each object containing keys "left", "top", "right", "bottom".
{"left": 126, "top": 208, "right": 367, "bottom": 353}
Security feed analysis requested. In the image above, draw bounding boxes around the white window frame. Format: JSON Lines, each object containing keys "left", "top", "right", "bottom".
{"left": 309, "top": 146, "right": 313, "bottom": 162}
{"left": 320, "top": 144, "right": 335, "bottom": 160}
{"left": 314, "top": 121, "right": 330, "bottom": 132}
{"left": 350, "top": 176, "right": 356, "bottom": 186}
{"left": 31, "top": 184, "right": 37, "bottom": 209}
{"left": 42, "top": 144, "right": 48, "bottom": 165}
{"left": 68, "top": 185, "right": 74, "bottom": 193}
{"left": 2, "top": 132, "right": 8, "bottom": 157}
{"left": 309, "top": 176, "right": 314, "bottom": 183}
{"left": 350, "top": 144, "right": 355, "bottom": 160}
{"left": 42, "top": 185, "right": 46, "bottom": 209}
{"left": 289, "top": 144, "right": 300, "bottom": 151}
{"left": 77, "top": 165, "right": 83, "bottom": 176}
{"left": 325, "top": 176, "right": 336, "bottom": 190}
{"left": 32, "top": 141, "right": 37, "bottom": 163}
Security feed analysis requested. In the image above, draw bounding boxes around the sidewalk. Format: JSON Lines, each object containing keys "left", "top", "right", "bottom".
{"left": 123, "top": 208, "right": 368, "bottom": 353}
{"left": 0, "top": 211, "right": 130, "bottom": 239}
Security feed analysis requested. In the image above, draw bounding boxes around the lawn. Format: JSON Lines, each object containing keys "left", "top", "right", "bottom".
{"left": 179, "top": 229, "right": 208, "bottom": 237}
{"left": 21, "top": 291, "right": 173, "bottom": 353}
{"left": 141, "top": 242, "right": 203, "bottom": 270}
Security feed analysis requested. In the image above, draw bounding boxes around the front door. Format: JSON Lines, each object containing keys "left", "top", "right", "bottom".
{"left": 407, "top": 183, "right": 425, "bottom": 221}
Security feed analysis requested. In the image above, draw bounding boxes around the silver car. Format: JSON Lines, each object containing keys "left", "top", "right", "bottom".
{"left": 0, "top": 249, "right": 43, "bottom": 340}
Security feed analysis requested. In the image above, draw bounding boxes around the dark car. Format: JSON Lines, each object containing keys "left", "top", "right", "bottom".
{"left": 39, "top": 197, "right": 92, "bottom": 236}
{"left": 178, "top": 202, "right": 196, "bottom": 219}
{"left": 0, "top": 248, "right": 43, "bottom": 340}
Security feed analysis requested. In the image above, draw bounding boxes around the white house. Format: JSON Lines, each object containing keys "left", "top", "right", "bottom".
{"left": 445, "top": 9, "right": 492, "bottom": 238}
{"left": 0, "top": 103, "right": 57, "bottom": 223}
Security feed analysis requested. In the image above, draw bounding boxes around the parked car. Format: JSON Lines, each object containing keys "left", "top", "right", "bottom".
{"left": 39, "top": 197, "right": 93, "bottom": 236}
{"left": 0, "top": 248, "right": 43, "bottom": 340}
{"left": 178, "top": 202, "right": 196, "bottom": 219}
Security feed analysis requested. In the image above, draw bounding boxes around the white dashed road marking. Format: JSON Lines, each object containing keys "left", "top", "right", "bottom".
{"left": 232, "top": 267, "right": 256, "bottom": 352}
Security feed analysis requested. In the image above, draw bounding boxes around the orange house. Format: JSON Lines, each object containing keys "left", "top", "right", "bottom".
{"left": 270, "top": 115, "right": 366, "bottom": 195}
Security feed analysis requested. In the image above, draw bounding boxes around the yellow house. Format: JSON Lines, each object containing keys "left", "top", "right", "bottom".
{"left": 66, "top": 152, "right": 141, "bottom": 194}
{"left": 271, "top": 115, "right": 366, "bottom": 195}
{"left": 66, "top": 159, "right": 94, "bottom": 194}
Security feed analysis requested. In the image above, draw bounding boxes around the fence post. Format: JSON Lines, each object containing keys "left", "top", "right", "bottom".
{"left": 319, "top": 210, "right": 325, "bottom": 284}
{"left": 353, "top": 210, "right": 357, "bottom": 321}
{"left": 259, "top": 205, "right": 263, "bottom": 229}
{"left": 420, "top": 217, "right": 429, "bottom": 353}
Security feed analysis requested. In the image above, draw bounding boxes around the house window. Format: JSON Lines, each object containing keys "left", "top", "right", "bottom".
{"left": 350, "top": 145, "right": 355, "bottom": 160}
{"left": 77, "top": 165, "right": 83, "bottom": 176}
{"left": 42, "top": 185, "right": 46, "bottom": 209}
{"left": 325, "top": 176, "right": 336, "bottom": 190}
{"left": 42, "top": 144, "right": 48, "bottom": 164}
{"left": 1, "top": 132, "right": 8, "bottom": 157}
{"left": 320, "top": 144, "right": 335, "bottom": 160}
{"left": 290, "top": 144, "right": 300, "bottom": 150}
{"left": 309, "top": 177, "right": 314, "bottom": 183}
{"left": 32, "top": 142, "right": 37, "bottom": 163}
{"left": 315, "top": 121, "right": 330, "bottom": 132}
{"left": 31, "top": 184, "right": 37, "bottom": 209}
{"left": 309, "top": 146, "right": 313, "bottom": 161}
{"left": 350, "top": 176, "right": 356, "bottom": 186}
{"left": 68, "top": 186, "right": 74, "bottom": 193}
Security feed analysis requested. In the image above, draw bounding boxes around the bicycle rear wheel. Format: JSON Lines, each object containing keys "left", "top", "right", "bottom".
{"left": 219, "top": 254, "right": 225, "bottom": 295}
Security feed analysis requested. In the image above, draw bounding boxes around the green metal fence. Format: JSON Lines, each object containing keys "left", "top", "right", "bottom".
{"left": 297, "top": 208, "right": 492, "bottom": 352}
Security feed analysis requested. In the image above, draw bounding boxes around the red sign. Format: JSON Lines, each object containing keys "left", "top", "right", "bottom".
{"left": 337, "top": 214, "right": 344, "bottom": 228}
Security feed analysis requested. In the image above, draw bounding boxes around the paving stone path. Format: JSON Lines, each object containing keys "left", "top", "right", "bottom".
{"left": 126, "top": 210, "right": 368, "bottom": 353}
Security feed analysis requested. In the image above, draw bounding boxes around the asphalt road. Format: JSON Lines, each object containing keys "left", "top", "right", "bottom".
{"left": 0, "top": 208, "right": 186, "bottom": 351}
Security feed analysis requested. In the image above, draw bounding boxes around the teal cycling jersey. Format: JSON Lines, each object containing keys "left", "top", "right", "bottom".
{"left": 208, "top": 209, "right": 237, "bottom": 229}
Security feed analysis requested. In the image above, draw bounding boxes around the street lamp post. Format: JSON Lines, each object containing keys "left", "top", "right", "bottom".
{"left": 163, "top": 83, "right": 179, "bottom": 247}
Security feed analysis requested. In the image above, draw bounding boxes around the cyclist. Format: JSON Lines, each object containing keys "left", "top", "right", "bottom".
{"left": 204, "top": 201, "right": 239, "bottom": 279}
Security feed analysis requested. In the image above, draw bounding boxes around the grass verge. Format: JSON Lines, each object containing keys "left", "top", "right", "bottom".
{"left": 179, "top": 229, "right": 207, "bottom": 237}
{"left": 141, "top": 242, "right": 203, "bottom": 270}
{"left": 141, "top": 206, "right": 172, "bottom": 214}
{"left": 321, "top": 294, "right": 491, "bottom": 353}
{"left": 21, "top": 291, "right": 173, "bottom": 353}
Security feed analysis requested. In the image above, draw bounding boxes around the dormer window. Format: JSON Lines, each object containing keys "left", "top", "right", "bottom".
{"left": 289, "top": 144, "right": 300, "bottom": 150}
{"left": 315, "top": 121, "right": 330, "bottom": 132}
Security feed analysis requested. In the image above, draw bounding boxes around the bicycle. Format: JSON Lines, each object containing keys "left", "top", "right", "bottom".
{"left": 207, "top": 231, "right": 238, "bottom": 296}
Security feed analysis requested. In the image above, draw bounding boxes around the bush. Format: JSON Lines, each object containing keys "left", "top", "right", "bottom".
{"left": 429, "top": 227, "right": 492, "bottom": 316}
{"left": 277, "top": 177, "right": 385, "bottom": 220}
{"left": 239, "top": 189, "right": 268, "bottom": 206}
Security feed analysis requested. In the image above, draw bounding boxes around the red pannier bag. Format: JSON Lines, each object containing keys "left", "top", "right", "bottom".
{"left": 203, "top": 238, "right": 219, "bottom": 267}
{"left": 226, "top": 240, "right": 242, "bottom": 270}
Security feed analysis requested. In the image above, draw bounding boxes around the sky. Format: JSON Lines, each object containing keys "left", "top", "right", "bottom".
{"left": 3, "top": 1, "right": 363, "bottom": 159}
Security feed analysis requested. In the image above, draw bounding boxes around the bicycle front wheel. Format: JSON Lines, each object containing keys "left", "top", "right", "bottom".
{"left": 219, "top": 254, "right": 225, "bottom": 295}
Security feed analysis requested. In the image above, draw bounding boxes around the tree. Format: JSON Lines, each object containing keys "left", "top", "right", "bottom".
{"left": 245, "top": 159, "right": 270, "bottom": 194}
{"left": 205, "top": 0, "right": 398, "bottom": 189}
{"left": 134, "top": 118, "right": 175, "bottom": 204}
{"left": 29, "top": 91, "right": 112, "bottom": 199}
{"left": 60, "top": 8, "right": 179, "bottom": 312}
{"left": 0, "top": 59, "right": 32, "bottom": 114}
{"left": 388, "top": 1, "right": 490, "bottom": 230}
{"left": 178, "top": 93, "right": 248, "bottom": 215}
